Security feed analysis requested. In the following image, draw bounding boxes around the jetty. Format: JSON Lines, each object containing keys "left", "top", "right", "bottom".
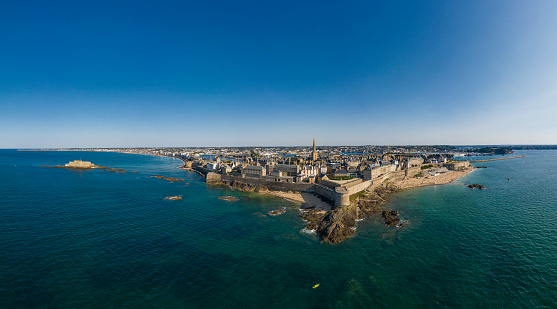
{"left": 470, "top": 156, "right": 525, "bottom": 163}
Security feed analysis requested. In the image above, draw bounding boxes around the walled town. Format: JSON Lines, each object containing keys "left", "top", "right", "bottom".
{"left": 42, "top": 143, "right": 516, "bottom": 243}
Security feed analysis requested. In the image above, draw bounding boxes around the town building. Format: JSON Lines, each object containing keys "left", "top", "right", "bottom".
{"left": 242, "top": 165, "right": 266, "bottom": 178}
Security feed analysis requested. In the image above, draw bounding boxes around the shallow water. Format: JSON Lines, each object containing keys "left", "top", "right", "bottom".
{"left": 1, "top": 150, "right": 556, "bottom": 308}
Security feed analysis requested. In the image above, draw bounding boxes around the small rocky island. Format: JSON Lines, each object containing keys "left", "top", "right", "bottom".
{"left": 65, "top": 160, "right": 98, "bottom": 168}
{"left": 268, "top": 207, "right": 286, "bottom": 216}
{"left": 164, "top": 196, "right": 182, "bottom": 200}
{"left": 218, "top": 196, "right": 239, "bottom": 201}
{"left": 382, "top": 210, "right": 400, "bottom": 226}
{"left": 468, "top": 184, "right": 486, "bottom": 189}
{"left": 44, "top": 160, "right": 101, "bottom": 169}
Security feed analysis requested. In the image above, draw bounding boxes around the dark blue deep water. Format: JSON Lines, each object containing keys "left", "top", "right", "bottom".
{"left": 1, "top": 150, "right": 556, "bottom": 308}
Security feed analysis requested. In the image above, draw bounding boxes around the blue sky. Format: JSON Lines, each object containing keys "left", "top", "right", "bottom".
{"left": 1, "top": 0, "right": 556, "bottom": 147}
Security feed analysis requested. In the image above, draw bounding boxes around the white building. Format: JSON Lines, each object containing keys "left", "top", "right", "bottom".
{"left": 206, "top": 162, "right": 218, "bottom": 170}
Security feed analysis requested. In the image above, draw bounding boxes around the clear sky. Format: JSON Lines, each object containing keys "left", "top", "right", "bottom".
{"left": 1, "top": 0, "right": 556, "bottom": 148}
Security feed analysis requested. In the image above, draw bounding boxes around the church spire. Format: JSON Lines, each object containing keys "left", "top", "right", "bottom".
{"left": 311, "top": 138, "right": 317, "bottom": 162}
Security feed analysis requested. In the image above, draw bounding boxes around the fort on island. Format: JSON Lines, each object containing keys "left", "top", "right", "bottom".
{"left": 64, "top": 160, "right": 98, "bottom": 169}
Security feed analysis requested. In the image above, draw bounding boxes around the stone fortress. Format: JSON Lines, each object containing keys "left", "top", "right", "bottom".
{"left": 185, "top": 139, "right": 470, "bottom": 206}
{"left": 64, "top": 160, "right": 98, "bottom": 169}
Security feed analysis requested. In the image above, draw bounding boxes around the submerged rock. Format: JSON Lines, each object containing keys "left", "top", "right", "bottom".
{"left": 218, "top": 196, "right": 238, "bottom": 201}
{"left": 165, "top": 177, "right": 184, "bottom": 182}
{"left": 164, "top": 196, "right": 182, "bottom": 200}
{"left": 396, "top": 220, "right": 409, "bottom": 228}
{"left": 268, "top": 207, "right": 286, "bottom": 216}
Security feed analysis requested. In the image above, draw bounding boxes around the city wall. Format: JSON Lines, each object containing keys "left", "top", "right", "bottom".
{"left": 220, "top": 174, "right": 314, "bottom": 192}
{"left": 343, "top": 179, "right": 374, "bottom": 195}
{"left": 309, "top": 184, "right": 335, "bottom": 203}
{"left": 190, "top": 166, "right": 413, "bottom": 206}
{"left": 320, "top": 178, "right": 362, "bottom": 188}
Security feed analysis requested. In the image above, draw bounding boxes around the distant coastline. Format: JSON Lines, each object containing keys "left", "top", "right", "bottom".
{"left": 22, "top": 147, "right": 526, "bottom": 243}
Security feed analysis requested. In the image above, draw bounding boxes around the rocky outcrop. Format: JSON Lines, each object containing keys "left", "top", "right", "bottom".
{"left": 300, "top": 209, "right": 326, "bottom": 231}
{"left": 468, "top": 184, "right": 486, "bottom": 189}
{"left": 382, "top": 210, "right": 400, "bottom": 226}
{"left": 299, "top": 184, "right": 401, "bottom": 244}
{"left": 229, "top": 180, "right": 268, "bottom": 193}
{"left": 165, "top": 177, "right": 184, "bottom": 182}
{"left": 268, "top": 207, "right": 286, "bottom": 216}
{"left": 218, "top": 196, "right": 238, "bottom": 201}
{"left": 318, "top": 205, "right": 364, "bottom": 243}
{"left": 45, "top": 160, "right": 101, "bottom": 170}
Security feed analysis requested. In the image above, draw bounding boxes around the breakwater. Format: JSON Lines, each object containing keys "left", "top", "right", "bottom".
{"left": 470, "top": 155, "right": 525, "bottom": 163}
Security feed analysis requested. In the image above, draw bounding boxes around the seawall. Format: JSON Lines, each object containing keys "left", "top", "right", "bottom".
{"left": 470, "top": 155, "right": 525, "bottom": 163}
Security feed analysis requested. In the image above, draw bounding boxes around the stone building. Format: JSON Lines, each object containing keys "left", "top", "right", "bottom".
{"left": 65, "top": 160, "right": 95, "bottom": 168}
{"left": 274, "top": 164, "right": 300, "bottom": 177}
{"left": 242, "top": 165, "right": 266, "bottom": 178}
{"left": 445, "top": 161, "right": 470, "bottom": 170}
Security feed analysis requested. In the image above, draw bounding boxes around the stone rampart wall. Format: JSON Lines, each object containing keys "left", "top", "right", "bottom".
{"left": 193, "top": 166, "right": 211, "bottom": 176}
{"left": 308, "top": 184, "right": 335, "bottom": 203}
{"left": 220, "top": 175, "right": 313, "bottom": 192}
{"left": 405, "top": 167, "right": 421, "bottom": 178}
{"left": 320, "top": 177, "right": 363, "bottom": 189}
{"left": 344, "top": 179, "right": 373, "bottom": 195}
{"left": 206, "top": 172, "right": 222, "bottom": 184}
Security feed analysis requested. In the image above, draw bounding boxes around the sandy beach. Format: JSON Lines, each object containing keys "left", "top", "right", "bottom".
{"left": 265, "top": 167, "right": 475, "bottom": 209}
{"left": 392, "top": 167, "right": 475, "bottom": 190}
{"left": 265, "top": 191, "right": 332, "bottom": 211}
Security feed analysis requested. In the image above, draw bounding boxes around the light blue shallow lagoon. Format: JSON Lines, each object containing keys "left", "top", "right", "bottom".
{"left": 1, "top": 150, "right": 556, "bottom": 308}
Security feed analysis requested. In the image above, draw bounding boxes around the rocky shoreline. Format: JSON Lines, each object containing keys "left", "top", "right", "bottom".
{"left": 207, "top": 167, "right": 477, "bottom": 244}
{"left": 299, "top": 185, "right": 400, "bottom": 243}
{"left": 209, "top": 176, "right": 404, "bottom": 244}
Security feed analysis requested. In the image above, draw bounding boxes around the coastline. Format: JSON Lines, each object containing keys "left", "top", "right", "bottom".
{"left": 470, "top": 155, "right": 525, "bottom": 163}
{"left": 264, "top": 191, "right": 305, "bottom": 204}
{"left": 28, "top": 148, "right": 479, "bottom": 244}
{"left": 262, "top": 168, "right": 476, "bottom": 210}
{"left": 392, "top": 167, "right": 476, "bottom": 190}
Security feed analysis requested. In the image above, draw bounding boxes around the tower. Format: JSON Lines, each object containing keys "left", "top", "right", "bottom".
{"left": 311, "top": 138, "right": 318, "bottom": 162}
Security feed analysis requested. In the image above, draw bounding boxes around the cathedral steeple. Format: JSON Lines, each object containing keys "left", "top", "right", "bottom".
{"left": 311, "top": 138, "right": 317, "bottom": 162}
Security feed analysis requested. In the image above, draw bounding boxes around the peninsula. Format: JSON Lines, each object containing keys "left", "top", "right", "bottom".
{"left": 32, "top": 143, "right": 524, "bottom": 244}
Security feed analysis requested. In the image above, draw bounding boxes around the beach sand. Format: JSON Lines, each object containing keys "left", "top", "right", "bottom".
{"left": 265, "top": 191, "right": 332, "bottom": 211}
{"left": 392, "top": 167, "right": 475, "bottom": 190}
{"left": 266, "top": 167, "right": 475, "bottom": 209}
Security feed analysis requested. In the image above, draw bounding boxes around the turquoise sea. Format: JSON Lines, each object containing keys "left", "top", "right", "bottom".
{"left": 1, "top": 150, "right": 556, "bottom": 308}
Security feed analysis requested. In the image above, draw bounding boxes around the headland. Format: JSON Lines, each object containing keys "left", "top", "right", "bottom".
{"left": 30, "top": 144, "right": 525, "bottom": 244}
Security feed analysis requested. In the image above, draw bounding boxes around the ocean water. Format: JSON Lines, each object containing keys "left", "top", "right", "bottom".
{"left": 1, "top": 150, "right": 556, "bottom": 308}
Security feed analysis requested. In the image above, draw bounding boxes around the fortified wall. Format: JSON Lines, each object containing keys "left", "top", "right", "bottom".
{"left": 190, "top": 165, "right": 406, "bottom": 207}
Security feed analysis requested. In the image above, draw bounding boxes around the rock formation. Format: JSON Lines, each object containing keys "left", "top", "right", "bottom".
{"left": 229, "top": 180, "right": 268, "bottom": 193}
{"left": 299, "top": 185, "right": 401, "bottom": 244}
{"left": 468, "top": 184, "right": 486, "bottom": 189}
{"left": 382, "top": 210, "right": 400, "bottom": 226}
{"left": 218, "top": 196, "right": 238, "bottom": 201}
{"left": 268, "top": 207, "right": 286, "bottom": 216}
